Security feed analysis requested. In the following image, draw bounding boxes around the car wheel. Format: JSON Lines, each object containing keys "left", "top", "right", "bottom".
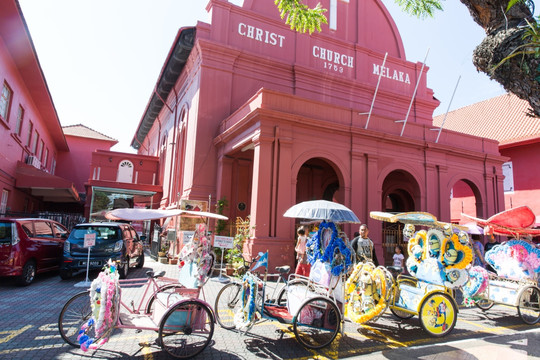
{"left": 119, "top": 258, "right": 129, "bottom": 279}
{"left": 18, "top": 260, "right": 36, "bottom": 286}
{"left": 59, "top": 269, "right": 73, "bottom": 280}
{"left": 135, "top": 254, "right": 145, "bottom": 268}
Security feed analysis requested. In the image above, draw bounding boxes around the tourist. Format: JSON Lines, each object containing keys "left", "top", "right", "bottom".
{"left": 350, "top": 224, "right": 379, "bottom": 266}
{"left": 294, "top": 226, "right": 310, "bottom": 276}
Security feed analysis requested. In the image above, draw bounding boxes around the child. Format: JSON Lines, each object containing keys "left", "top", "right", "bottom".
{"left": 392, "top": 245, "right": 404, "bottom": 270}
{"left": 295, "top": 226, "right": 310, "bottom": 276}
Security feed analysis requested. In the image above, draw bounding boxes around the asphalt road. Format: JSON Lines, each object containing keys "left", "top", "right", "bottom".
{"left": 1, "top": 255, "right": 539, "bottom": 360}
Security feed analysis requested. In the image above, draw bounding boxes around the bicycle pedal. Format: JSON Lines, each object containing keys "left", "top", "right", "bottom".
{"left": 135, "top": 329, "right": 142, "bottom": 333}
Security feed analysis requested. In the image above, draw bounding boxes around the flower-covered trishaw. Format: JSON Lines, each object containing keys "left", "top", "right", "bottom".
{"left": 461, "top": 206, "right": 540, "bottom": 324}
{"left": 58, "top": 209, "right": 226, "bottom": 359}
{"left": 352, "top": 211, "right": 474, "bottom": 337}
{"left": 213, "top": 200, "right": 357, "bottom": 350}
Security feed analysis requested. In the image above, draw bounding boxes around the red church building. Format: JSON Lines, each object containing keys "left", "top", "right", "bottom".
{"left": 131, "top": 0, "right": 506, "bottom": 267}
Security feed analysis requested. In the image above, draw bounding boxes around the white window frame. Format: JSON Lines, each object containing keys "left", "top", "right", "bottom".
{"left": 502, "top": 161, "right": 514, "bottom": 193}
{"left": 0, "top": 190, "right": 8, "bottom": 215}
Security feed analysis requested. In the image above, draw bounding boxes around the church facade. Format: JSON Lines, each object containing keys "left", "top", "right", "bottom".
{"left": 131, "top": 0, "right": 506, "bottom": 267}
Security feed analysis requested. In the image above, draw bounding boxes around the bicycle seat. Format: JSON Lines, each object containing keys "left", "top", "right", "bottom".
{"left": 275, "top": 266, "right": 290, "bottom": 274}
{"left": 387, "top": 266, "right": 402, "bottom": 273}
{"left": 146, "top": 270, "right": 166, "bottom": 278}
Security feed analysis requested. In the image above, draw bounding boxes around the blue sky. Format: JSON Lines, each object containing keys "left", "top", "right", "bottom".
{"left": 18, "top": 0, "right": 509, "bottom": 153}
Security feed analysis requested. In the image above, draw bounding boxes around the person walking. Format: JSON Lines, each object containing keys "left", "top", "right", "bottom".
{"left": 350, "top": 224, "right": 379, "bottom": 266}
{"left": 294, "top": 226, "right": 310, "bottom": 276}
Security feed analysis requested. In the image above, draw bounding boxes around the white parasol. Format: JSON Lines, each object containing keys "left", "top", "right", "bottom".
{"left": 105, "top": 208, "right": 228, "bottom": 221}
{"left": 283, "top": 200, "right": 360, "bottom": 223}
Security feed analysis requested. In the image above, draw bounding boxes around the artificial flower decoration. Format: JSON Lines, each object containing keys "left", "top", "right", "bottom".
{"left": 439, "top": 233, "right": 473, "bottom": 270}
{"left": 485, "top": 239, "right": 540, "bottom": 280}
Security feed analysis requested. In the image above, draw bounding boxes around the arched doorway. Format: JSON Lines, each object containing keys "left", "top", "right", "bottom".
{"left": 296, "top": 158, "right": 342, "bottom": 204}
{"left": 380, "top": 170, "right": 420, "bottom": 265}
{"left": 450, "top": 179, "right": 483, "bottom": 223}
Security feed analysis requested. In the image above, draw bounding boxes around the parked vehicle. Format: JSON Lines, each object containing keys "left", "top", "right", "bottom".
{"left": 60, "top": 222, "right": 144, "bottom": 280}
{"left": 0, "top": 218, "right": 69, "bottom": 286}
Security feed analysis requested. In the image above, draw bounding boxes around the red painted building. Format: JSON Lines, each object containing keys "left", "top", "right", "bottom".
{"left": 0, "top": 0, "right": 81, "bottom": 216}
{"left": 131, "top": 0, "right": 506, "bottom": 267}
{"left": 434, "top": 93, "right": 540, "bottom": 222}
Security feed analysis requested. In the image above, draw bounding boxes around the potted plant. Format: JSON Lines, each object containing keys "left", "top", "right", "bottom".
{"left": 224, "top": 216, "right": 252, "bottom": 276}
{"left": 158, "top": 241, "right": 169, "bottom": 262}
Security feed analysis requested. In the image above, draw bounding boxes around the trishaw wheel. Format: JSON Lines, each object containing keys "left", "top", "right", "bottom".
{"left": 390, "top": 307, "right": 414, "bottom": 320}
{"left": 214, "top": 282, "right": 242, "bottom": 329}
{"left": 293, "top": 296, "right": 340, "bottom": 349}
{"left": 517, "top": 286, "right": 540, "bottom": 325}
{"left": 58, "top": 291, "right": 92, "bottom": 347}
{"left": 158, "top": 300, "right": 214, "bottom": 359}
{"left": 419, "top": 292, "right": 457, "bottom": 337}
{"left": 276, "top": 279, "right": 311, "bottom": 306}
{"left": 474, "top": 299, "right": 494, "bottom": 311}
{"left": 146, "top": 284, "right": 186, "bottom": 315}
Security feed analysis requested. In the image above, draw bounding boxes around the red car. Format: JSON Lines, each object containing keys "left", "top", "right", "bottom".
{"left": 0, "top": 218, "right": 69, "bottom": 285}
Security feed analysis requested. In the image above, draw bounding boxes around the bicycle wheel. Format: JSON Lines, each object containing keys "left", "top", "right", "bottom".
{"left": 474, "top": 299, "right": 495, "bottom": 311}
{"left": 158, "top": 300, "right": 215, "bottom": 359}
{"left": 146, "top": 284, "right": 186, "bottom": 315}
{"left": 214, "top": 282, "right": 242, "bottom": 329}
{"left": 276, "top": 279, "right": 310, "bottom": 306}
{"left": 517, "top": 286, "right": 540, "bottom": 325}
{"left": 419, "top": 292, "right": 457, "bottom": 337}
{"left": 58, "top": 291, "right": 92, "bottom": 347}
{"left": 293, "top": 296, "right": 340, "bottom": 349}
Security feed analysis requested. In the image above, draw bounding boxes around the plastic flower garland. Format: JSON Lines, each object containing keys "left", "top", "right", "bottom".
{"left": 178, "top": 223, "right": 212, "bottom": 286}
{"left": 439, "top": 233, "right": 473, "bottom": 270}
{"left": 485, "top": 240, "right": 540, "bottom": 280}
{"left": 234, "top": 273, "right": 257, "bottom": 331}
{"left": 344, "top": 262, "right": 387, "bottom": 324}
{"left": 462, "top": 266, "right": 489, "bottom": 306}
{"left": 321, "top": 227, "right": 352, "bottom": 276}
{"left": 78, "top": 260, "right": 120, "bottom": 352}
{"left": 307, "top": 221, "right": 338, "bottom": 265}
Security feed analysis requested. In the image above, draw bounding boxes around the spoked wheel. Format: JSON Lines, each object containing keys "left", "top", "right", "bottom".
{"left": 146, "top": 284, "right": 186, "bottom": 315}
{"left": 419, "top": 292, "right": 457, "bottom": 337}
{"left": 390, "top": 307, "right": 415, "bottom": 320}
{"left": 517, "top": 286, "right": 540, "bottom": 325}
{"left": 276, "top": 279, "right": 311, "bottom": 306}
{"left": 214, "top": 282, "right": 242, "bottom": 329}
{"left": 158, "top": 300, "right": 215, "bottom": 359}
{"left": 293, "top": 296, "right": 341, "bottom": 349}
{"left": 58, "top": 291, "right": 92, "bottom": 347}
{"left": 475, "top": 299, "right": 495, "bottom": 311}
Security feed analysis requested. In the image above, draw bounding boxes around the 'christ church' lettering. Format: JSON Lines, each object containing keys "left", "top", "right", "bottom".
{"left": 313, "top": 46, "right": 354, "bottom": 68}
{"left": 372, "top": 64, "right": 411, "bottom": 84}
{"left": 238, "top": 23, "right": 285, "bottom": 47}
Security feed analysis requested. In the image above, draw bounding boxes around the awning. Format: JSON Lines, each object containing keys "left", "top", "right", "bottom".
{"left": 15, "top": 161, "right": 80, "bottom": 203}
{"left": 105, "top": 208, "right": 228, "bottom": 221}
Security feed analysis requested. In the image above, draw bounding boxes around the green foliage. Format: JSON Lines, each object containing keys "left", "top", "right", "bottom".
{"left": 214, "top": 197, "right": 229, "bottom": 235}
{"left": 93, "top": 191, "right": 111, "bottom": 212}
{"left": 393, "top": 0, "right": 443, "bottom": 19}
{"left": 274, "top": 0, "right": 328, "bottom": 34}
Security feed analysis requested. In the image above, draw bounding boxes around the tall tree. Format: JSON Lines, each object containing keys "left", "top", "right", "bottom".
{"left": 276, "top": 0, "right": 540, "bottom": 116}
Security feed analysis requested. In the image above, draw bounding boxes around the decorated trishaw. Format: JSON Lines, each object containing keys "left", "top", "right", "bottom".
{"left": 461, "top": 206, "right": 540, "bottom": 324}
{"left": 361, "top": 211, "right": 474, "bottom": 337}
{"left": 58, "top": 209, "right": 226, "bottom": 359}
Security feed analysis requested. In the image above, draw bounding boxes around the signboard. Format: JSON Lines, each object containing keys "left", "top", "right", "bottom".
{"left": 213, "top": 235, "right": 234, "bottom": 249}
{"left": 182, "top": 231, "right": 195, "bottom": 244}
{"left": 83, "top": 233, "right": 96, "bottom": 248}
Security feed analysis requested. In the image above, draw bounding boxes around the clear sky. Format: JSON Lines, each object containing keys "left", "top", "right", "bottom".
{"left": 18, "top": 0, "right": 509, "bottom": 153}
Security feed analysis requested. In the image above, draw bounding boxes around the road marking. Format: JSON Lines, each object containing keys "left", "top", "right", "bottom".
{"left": 0, "top": 325, "right": 33, "bottom": 344}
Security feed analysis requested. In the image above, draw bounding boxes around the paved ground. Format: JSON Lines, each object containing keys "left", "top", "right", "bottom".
{"left": 1, "top": 254, "right": 540, "bottom": 359}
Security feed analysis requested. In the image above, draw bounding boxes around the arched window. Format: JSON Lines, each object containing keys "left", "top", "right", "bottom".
{"left": 117, "top": 160, "right": 134, "bottom": 183}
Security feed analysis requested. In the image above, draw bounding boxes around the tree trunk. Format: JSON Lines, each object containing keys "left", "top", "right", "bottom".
{"left": 460, "top": 0, "right": 540, "bottom": 116}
